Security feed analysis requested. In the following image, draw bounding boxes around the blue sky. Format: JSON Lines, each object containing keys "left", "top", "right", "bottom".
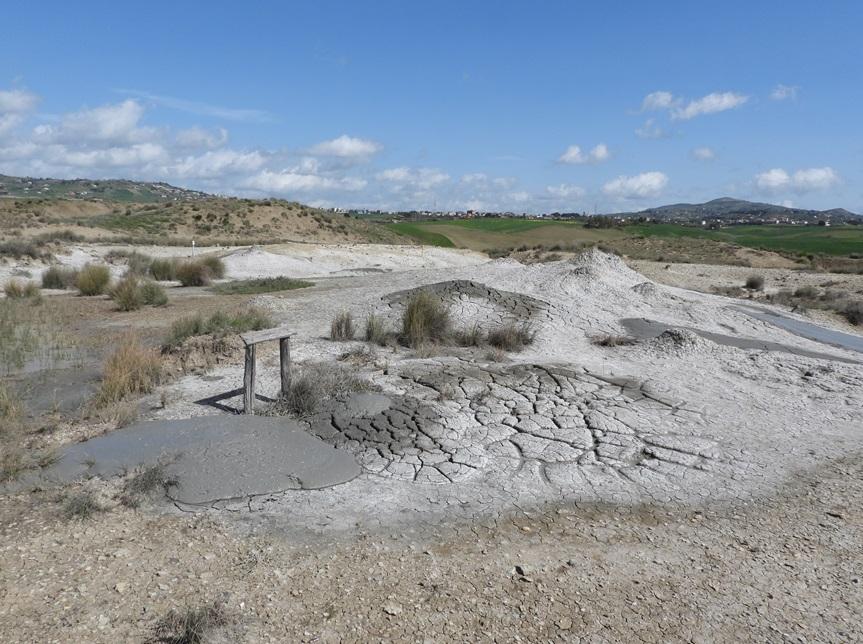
{"left": 1, "top": 1, "right": 861, "bottom": 213}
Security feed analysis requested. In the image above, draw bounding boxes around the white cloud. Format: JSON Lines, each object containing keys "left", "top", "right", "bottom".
{"left": 53, "top": 143, "right": 168, "bottom": 168}
{"left": 770, "top": 84, "right": 799, "bottom": 101}
{"left": 691, "top": 146, "right": 715, "bottom": 161}
{"left": 546, "top": 183, "right": 585, "bottom": 198}
{"left": 602, "top": 171, "right": 668, "bottom": 199}
{"left": 245, "top": 169, "right": 366, "bottom": 193}
{"left": 118, "top": 89, "right": 273, "bottom": 122}
{"left": 558, "top": 143, "right": 609, "bottom": 164}
{"left": 641, "top": 91, "right": 677, "bottom": 111}
{"left": 0, "top": 89, "right": 40, "bottom": 136}
{"left": 170, "top": 149, "right": 266, "bottom": 179}
{"left": 755, "top": 166, "right": 839, "bottom": 193}
{"left": 508, "top": 191, "right": 530, "bottom": 203}
{"left": 672, "top": 92, "right": 748, "bottom": 120}
{"left": 377, "top": 167, "right": 450, "bottom": 190}
{"left": 175, "top": 127, "right": 228, "bottom": 150}
{"left": 635, "top": 118, "right": 668, "bottom": 140}
{"left": 33, "top": 99, "right": 157, "bottom": 145}
{"left": 309, "top": 134, "right": 382, "bottom": 158}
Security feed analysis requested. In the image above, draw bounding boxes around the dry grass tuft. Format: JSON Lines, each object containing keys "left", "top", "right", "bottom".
{"left": 111, "top": 276, "right": 168, "bottom": 311}
{"left": 77, "top": 263, "right": 111, "bottom": 295}
{"left": 591, "top": 334, "right": 638, "bottom": 347}
{"left": 269, "top": 362, "right": 371, "bottom": 417}
{"left": 4, "top": 279, "right": 41, "bottom": 300}
{"left": 486, "top": 321, "right": 536, "bottom": 351}
{"left": 744, "top": 275, "right": 765, "bottom": 291}
{"left": 41, "top": 265, "right": 79, "bottom": 289}
{"left": 164, "top": 308, "right": 272, "bottom": 349}
{"left": 151, "top": 602, "right": 233, "bottom": 644}
{"left": 120, "top": 463, "right": 177, "bottom": 508}
{"left": 330, "top": 310, "right": 355, "bottom": 340}
{"left": 95, "top": 335, "right": 162, "bottom": 407}
{"left": 62, "top": 490, "right": 102, "bottom": 520}
{"left": 363, "top": 313, "right": 391, "bottom": 346}
{"left": 401, "top": 291, "right": 450, "bottom": 347}
{"left": 149, "top": 258, "right": 178, "bottom": 281}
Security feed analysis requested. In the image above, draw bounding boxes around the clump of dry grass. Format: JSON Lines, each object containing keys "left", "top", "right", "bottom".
{"left": 330, "top": 310, "right": 355, "bottom": 340}
{"left": 486, "top": 321, "right": 536, "bottom": 351}
{"left": 269, "top": 362, "right": 370, "bottom": 417}
{"left": 401, "top": 291, "right": 450, "bottom": 347}
{"left": 110, "top": 276, "right": 168, "bottom": 311}
{"left": 744, "top": 275, "right": 765, "bottom": 291}
{"left": 41, "top": 265, "right": 79, "bottom": 289}
{"left": 62, "top": 490, "right": 102, "bottom": 520}
{"left": 163, "top": 308, "right": 272, "bottom": 349}
{"left": 591, "top": 334, "right": 638, "bottom": 347}
{"left": 364, "top": 313, "right": 391, "bottom": 346}
{"left": 77, "top": 263, "right": 111, "bottom": 295}
{"left": 152, "top": 602, "right": 234, "bottom": 644}
{"left": 149, "top": 258, "right": 178, "bottom": 281}
{"left": 119, "top": 463, "right": 177, "bottom": 508}
{"left": 4, "top": 279, "right": 41, "bottom": 300}
{"left": 175, "top": 256, "right": 226, "bottom": 287}
{"left": 95, "top": 335, "right": 162, "bottom": 407}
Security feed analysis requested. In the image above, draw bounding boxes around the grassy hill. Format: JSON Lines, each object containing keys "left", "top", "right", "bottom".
{"left": 0, "top": 175, "right": 209, "bottom": 202}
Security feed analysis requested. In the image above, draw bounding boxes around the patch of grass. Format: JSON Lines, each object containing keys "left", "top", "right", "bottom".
{"left": 0, "top": 298, "right": 77, "bottom": 375}
{"left": 175, "top": 260, "right": 213, "bottom": 287}
{"left": 453, "top": 322, "right": 484, "bottom": 347}
{"left": 4, "top": 279, "right": 41, "bottom": 300}
{"left": 151, "top": 602, "right": 233, "bottom": 644}
{"left": 364, "top": 313, "right": 391, "bottom": 346}
{"left": 744, "top": 275, "right": 765, "bottom": 291}
{"left": 400, "top": 291, "right": 450, "bottom": 347}
{"left": 95, "top": 335, "right": 162, "bottom": 407}
{"left": 111, "top": 275, "right": 144, "bottom": 311}
{"left": 211, "top": 276, "right": 313, "bottom": 295}
{"left": 150, "top": 258, "right": 178, "bottom": 281}
{"left": 842, "top": 301, "right": 863, "bottom": 325}
{"left": 120, "top": 463, "right": 176, "bottom": 507}
{"left": 164, "top": 308, "right": 273, "bottom": 349}
{"left": 62, "top": 491, "right": 102, "bottom": 520}
{"left": 486, "top": 321, "right": 536, "bottom": 351}
{"left": 77, "top": 263, "right": 111, "bottom": 295}
{"left": 269, "top": 362, "right": 370, "bottom": 417}
{"left": 591, "top": 334, "right": 638, "bottom": 347}
{"left": 386, "top": 222, "right": 455, "bottom": 247}
{"left": 0, "top": 239, "right": 51, "bottom": 260}
{"left": 41, "top": 265, "right": 79, "bottom": 289}
{"left": 330, "top": 310, "right": 355, "bottom": 340}
{"left": 198, "top": 255, "right": 225, "bottom": 279}
{"left": 140, "top": 280, "right": 168, "bottom": 306}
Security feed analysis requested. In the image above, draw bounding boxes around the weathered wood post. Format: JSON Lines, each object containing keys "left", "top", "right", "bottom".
{"left": 279, "top": 337, "right": 292, "bottom": 396}
{"left": 243, "top": 344, "right": 256, "bottom": 414}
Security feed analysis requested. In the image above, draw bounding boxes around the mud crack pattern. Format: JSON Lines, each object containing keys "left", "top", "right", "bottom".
{"left": 309, "top": 363, "right": 756, "bottom": 501}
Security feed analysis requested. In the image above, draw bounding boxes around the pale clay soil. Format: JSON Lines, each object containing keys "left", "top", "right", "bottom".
{"left": 1, "top": 245, "right": 862, "bottom": 642}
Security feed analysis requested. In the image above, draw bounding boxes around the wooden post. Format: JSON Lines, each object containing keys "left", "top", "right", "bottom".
{"left": 243, "top": 344, "right": 256, "bottom": 414}
{"left": 279, "top": 337, "right": 292, "bottom": 397}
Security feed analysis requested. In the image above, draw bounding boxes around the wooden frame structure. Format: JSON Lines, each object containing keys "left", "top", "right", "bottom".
{"left": 240, "top": 325, "right": 294, "bottom": 414}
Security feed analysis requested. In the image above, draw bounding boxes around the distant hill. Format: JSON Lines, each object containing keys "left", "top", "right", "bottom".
{"left": 614, "top": 197, "right": 861, "bottom": 224}
{"left": 0, "top": 174, "right": 210, "bottom": 203}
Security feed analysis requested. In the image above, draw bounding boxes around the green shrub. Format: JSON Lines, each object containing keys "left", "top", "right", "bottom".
{"left": 211, "top": 277, "right": 313, "bottom": 295}
{"left": 269, "top": 363, "right": 370, "bottom": 417}
{"left": 139, "top": 280, "right": 168, "bottom": 306}
{"left": 330, "top": 311, "right": 355, "bottom": 340}
{"left": 149, "top": 258, "right": 178, "bottom": 281}
{"left": 199, "top": 255, "right": 225, "bottom": 279}
{"left": 77, "top": 264, "right": 111, "bottom": 296}
{"left": 843, "top": 301, "right": 863, "bottom": 326}
{"left": 95, "top": 334, "right": 162, "bottom": 407}
{"left": 401, "top": 291, "right": 450, "bottom": 347}
{"left": 4, "top": 279, "right": 40, "bottom": 300}
{"left": 111, "top": 276, "right": 144, "bottom": 311}
{"left": 41, "top": 266, "right": 79, "bottom": 289}
{"left": 125, "top": 251, "right": 154, "bottom": 276}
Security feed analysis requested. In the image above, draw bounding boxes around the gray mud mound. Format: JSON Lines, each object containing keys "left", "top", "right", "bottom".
{"left": 15, "top": 417, "right": 360, "bottom": 506}
{"left": 385, "top": 280, "right": 547, "bottom": 325}
{"left": 308, "top": 362, "right": 751, "bottom": 501}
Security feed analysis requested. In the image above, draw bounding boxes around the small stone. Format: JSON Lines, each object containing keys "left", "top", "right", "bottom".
{"left": 383, "top": 603, "right": 403, "bottom": 616}
{"left": 558, "top": 617, "right": 573, "bottom": 630}
{"left": 114, "top": 582, "right": 128, "bottom": 594}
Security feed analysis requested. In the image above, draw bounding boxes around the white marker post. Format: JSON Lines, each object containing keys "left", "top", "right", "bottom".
{"left": 191, "top": 239, "right": 196, "bottom": 257}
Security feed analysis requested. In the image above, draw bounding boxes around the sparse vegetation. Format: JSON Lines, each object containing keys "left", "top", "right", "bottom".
{"left": 330, "top": 310, "right": 355, "bottom": 340}
{"left": 120, "top": 463, "right": 176, "bottom": 507}
{"left": 41, "top": 265, "right": 79, "bottom": 289}
{"left": 76, "top": 263, "right": 111, "bottom": 295}
{"left": 175, "top": 259, "right": 214, "bottom": 287}
{"left": 212, "top": 276, "right": 313, "bottom": 295}
{"left": 591, "top": 334, "right": 638, "bottom": 347}
{"left": 400, "top": 291, "right": 450, "bottom": 347}
{"left": 744, "top": 275, "right": 765, "bottom": 291}
{"left": 269, "top": 362, "right": 370, "bottom": 417}
{"left": 364, "top": 313, "right": 391, "bottom": 345}
{"left": 841, "top": 301, "right": 863, "bottom": 326}
{"left": 149, "top": 258, "right": 178, "bottom": 281}
{"left": 4, "top": 279, "right": 41, "bottom": 300}
{"left": 486, "top": 321, "right": 536, "bottom": 351}
{"left": 95, "top": 335, "right": 162, "bottom": 407}
{"left": 198, "top": 255, "right": 225, "bottom": 279}
{"left": 151, "top": 602, "right": 233, "bottom": 644}
{"left": 62, "top": 490, "right": 102, "bottom": 520}
{"left": 164, "top": 308, "right": 273, "bottom": 349}
{"left": 110, "top": 276, "right": 168, "bottom": 310}
{"left": 140, "top": 280, "right": 168, "bottom": 306}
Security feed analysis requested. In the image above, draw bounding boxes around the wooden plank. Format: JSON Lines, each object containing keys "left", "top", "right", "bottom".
{"left": 243, "top": 344, "right": 256, "bottom": 414}
{"left": 240, "top": 324, "right": 294, "bottom": 346}
{"left": 279, "top": 337, "right": 292, "bottom": 396}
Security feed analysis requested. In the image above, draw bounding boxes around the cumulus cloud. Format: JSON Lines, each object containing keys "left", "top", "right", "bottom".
{"left": 770, "top": 84, "right": 799, "bottom": 101}
{"left": 755, "top": 166, "right": 839, "bottom": 193}
{"left": 546, "top": 183, "right": 585, "bottom": 198}
{"left": 691, "top": 146, "right": 715, "bottom": 161}
{"left": 309, "top": 134, "right": 382, "bottom": 158}
{"left": 245, "top": 169, "right": 366, "bottom": 193}
{"left": 175, "top": 126, "right": 228, "bottom": 150}
{"left": 377, "top": 167, "right": 450, "bottom": 190}
{"left": 672, "top": 92, "right": 748, "bottom": 120}
{"left": 641, "top": 91, "right": 677, "bottom": 111}
{"left": 635, "top": 118, "right": 669, "bottom": 140}
{"left": 0, "top": 89, "right": 40, "bottom": 136}
{"left": 558, "top": 143, "right": 609, "bottom": 164}
{"left": 33, "top": 99, "right": 160, "bottom": 145}
{"left": 170, "top": 149, "right": 266, "bottom": 179}
{"left": 602, "top": 171, "right": 668, "bottom": 199}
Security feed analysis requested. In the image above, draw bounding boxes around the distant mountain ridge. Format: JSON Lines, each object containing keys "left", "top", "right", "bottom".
{"left": 614, "top": 197, "right": 860, "bottom": 223}
{"left": 0, "top": 174, "right": 210, "bottom": 203}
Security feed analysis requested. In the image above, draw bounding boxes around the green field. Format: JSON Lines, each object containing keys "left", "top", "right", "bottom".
{"left": 389, "top": 218, "right": 863, "bottom": 257}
